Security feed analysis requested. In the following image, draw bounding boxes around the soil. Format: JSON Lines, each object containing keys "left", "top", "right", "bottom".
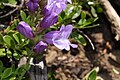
{"left": 45, "top": 35, "right": 120, "bottom": 80}
{"left": 45, "top": 15, "right": 120, "bottom": 80}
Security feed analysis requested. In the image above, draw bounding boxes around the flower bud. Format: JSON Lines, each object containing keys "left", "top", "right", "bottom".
{"left": 17, "top": 21, "right": 34, "bottom": 38}
{"left": 34, "top": 41, "right": 47, "bottom": 53}
{"left": 39, "top": 12, "right": 58, "bottom": 31}
{"left": 26, "top": 0, "right": 39, "bottom": 13}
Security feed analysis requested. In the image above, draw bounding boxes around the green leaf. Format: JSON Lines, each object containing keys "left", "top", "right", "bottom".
{"left": 58, "top": 16, "right": 63, "bottom": 22}
{"left": 18, "top": 64, "right": 30, "bottom": 80}
{"left": 0, "top": 3, "right": 4, "bottom": 9}
{"left": 20, "top": 10, "right": 27, "bottom": 21}
{"left": 91, "top": 6, "right": 97, "bottom": 17}
{"left": 0, "top": 33, "right": 4, "bottom": 44}
{"left": 65, "top": 4, "right": 74, "bottom": 15}
{"left": 81, "top": 11, "right": 86, "bottom": 20}
{"left": 22, "top": 50, "right": 27, "bottom": 55}
{"left": 13, "top": 52, "right": 20, "bottom": 60}
{"left": 6, "top": 25, "right": 15, "bottom": 31}
{"left": 84, "top": 67, "right": 99, "bottom": 80}
{"left": 79, "top": 24, "right": 100, "bottom": 29}
{"left": 73, "top": 33, "right": 86, "bottom": 46}
{"left": 96, "top": 6, "right": 103, "bottom": 13}
{"left": 0, "top": 49, "right": 6, "bottom": 57}
{"left": 26, "top": 15, "right": 31, "bottom": 24}
{"left": 19, "top": 39, "right": 30, "bottom": 48}
{"left": 78, "top": 19, "right": 86, "bottom": 25}
{"left": 13, "top": 32, "right": 21, "bottom": 44}
{"left": 0, "top": 60, "right": 4, "bottom": 74}
{"left": 1, "top": 68, "right": 12, "bottom": 79}
{"left": 60, "top": 11, "right": 66, "bottom": 19}
{"left": 72, "top": 6, "right": 81, "bottom": 19}
{"left": 77, "top": 11, "right": 87, "bottom": 25}
{"left": 88, "top": 70, "right": 97, "bottom": 80}
{"left": 8, "top": 0, "right": 17, "bottom": 5}
{"left": 15, "top": 64, "right": 30, "bottom": 80}
{"left": 14, "top": 19, "right": 19, "bottom": 27}
{"left": 6, "top": 19, "right": 19, "bottom": 31}
{"left": 3, "top": 35, "right": 15, "bottom": 48}
{"left": 9, "top": 77, "right": 16, "bottom": 80}
{"left": 0, "top": 61, "right": 3, "bottom": 67}
{"left": 77, "top": 34, "right": 86, "bottom": 46}
{"left": 7, "top": 50, "right": 12, "bottom": 58}
{"left": 82, "top": 17, "right": 98, "bottom": 27}
{"left": 11, "top": 64, "right": 16, "bottom": 72}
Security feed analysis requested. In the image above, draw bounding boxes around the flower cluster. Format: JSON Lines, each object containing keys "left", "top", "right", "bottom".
{"left": 39, "top": 0, "right": 72, "bottom": 31}
{"left": 17, "top": 0, "right": 77, "bottom": 54}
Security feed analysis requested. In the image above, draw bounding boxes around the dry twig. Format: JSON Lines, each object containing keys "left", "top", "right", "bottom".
{"left": 0, "top": 0, "right": 24, "bottom": 18}
{"left": 97, "top": 0, "right": 120, "bottom": 41}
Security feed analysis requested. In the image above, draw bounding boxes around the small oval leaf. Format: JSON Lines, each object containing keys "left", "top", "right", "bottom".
{"left": 1, "top": 68, "right": 12, "bottom": 79}
{"left": 3, "top": 35, "right": 15, "bottom": 48}
{"left": 20, "top": 10, "right": 26, "bottom": 21}
{"left": 88, "top": 70, "right": 97, "bottom": 80}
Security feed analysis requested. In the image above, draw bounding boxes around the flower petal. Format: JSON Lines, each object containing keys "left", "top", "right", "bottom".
{"left": 59, "top": 24, "right": 73, "bottom": 39}
{"left": 54, "top": 39, "right": 70, "bottom": 50}
{"left": 70, "top": 44, "right": 78, "bottom": 48}
{"left": 44, "top": 31, "right": 59, "bottom": 44}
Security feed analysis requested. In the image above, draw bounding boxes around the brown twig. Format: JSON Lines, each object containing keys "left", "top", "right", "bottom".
{"left": 0, "top": 0, "right": 24, "bottom": 18}
{"left": 97, "top": 0, "right": 120, "bottom": 41}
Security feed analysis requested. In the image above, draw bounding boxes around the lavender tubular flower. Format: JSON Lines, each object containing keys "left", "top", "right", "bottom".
{"left": 44, "top": 25, "right": 77, "bottom": 50}
{"left": 43, "top": 0, "right": 72, "bottom": 16}
{"left": 26, "top": 0, "right": 39, "bottom": 13}
{"left": 40, "top": 12, "right": 58, "bottom": 31}
{"left": 43, "top": 2, "right": 65, "bottom": 16}
{"left": 17, "top": 21, "right": 34, "bottom": 38}
{"left": 34, "top": 41, "right": 48, "bottom": 53}
{"left": 37, "top": 0, "right": 72, "bottom": 31}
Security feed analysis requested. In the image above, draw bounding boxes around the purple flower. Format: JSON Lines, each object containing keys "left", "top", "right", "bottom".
{"left": 17, "top": 21, "right": 34, "bottom": 38}
{"left": 37, "top": 0, "right": 72, "bottom": 31}
{"left": 34, "top": 41, "right": 48, "bottom": 53}
{"left": 43, "top": 0, "right": 72, "bottom": 16}
{"left": 39, "top": 12, "right": 58, "bottom": 31}
{"left": 26, "top": 0, "right": 39, "bottom": 13}
{"left": 44, "top": 25, "right": 77, "bottom": 50}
